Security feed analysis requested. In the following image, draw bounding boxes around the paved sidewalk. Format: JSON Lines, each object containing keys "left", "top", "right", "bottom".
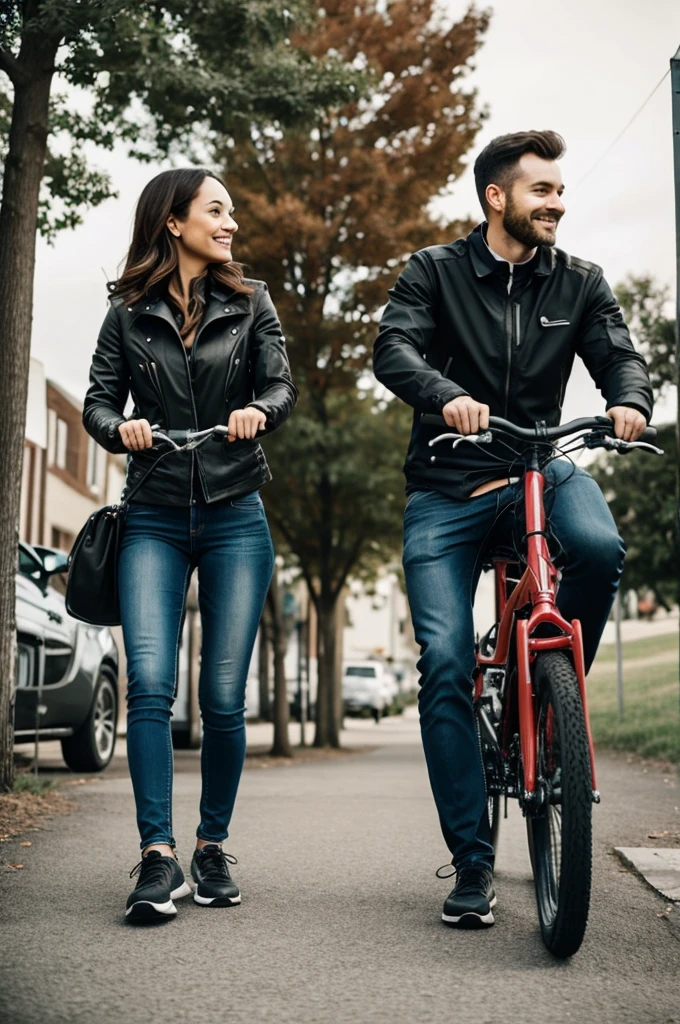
{"left": 2, "top": 711, "right": 679, "bottom": 1024}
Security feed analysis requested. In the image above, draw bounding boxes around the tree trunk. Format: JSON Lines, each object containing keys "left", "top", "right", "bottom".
{"left": 258, "top": 607, "right": 271, "bottom": 721}
{"left": 266, "top": 570, "right": 292, "bottom": 758}
{"left": 0, "top": 32, "right": 60, "bottom": 791}
{"left": 314, "top": 595, "right": 340, "bottom": 748}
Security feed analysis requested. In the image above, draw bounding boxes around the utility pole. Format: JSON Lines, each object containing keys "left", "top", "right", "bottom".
{"left": 671, "top": 47, "right": 680, "bottom": 705}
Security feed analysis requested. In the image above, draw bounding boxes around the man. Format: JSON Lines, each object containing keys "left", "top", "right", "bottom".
{"left": 373, "top": 131, "right": 653, "bottom": 928}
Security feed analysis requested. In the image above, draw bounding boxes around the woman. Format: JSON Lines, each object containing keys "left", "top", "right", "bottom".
{"left": 83, "top": 168, "right": 297, "bottom": 921}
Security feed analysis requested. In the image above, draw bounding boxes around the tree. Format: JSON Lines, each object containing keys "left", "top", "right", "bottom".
{"left": 614, "top": 275, "right": 676, "bottom": 400}
{"left": 0, "top": 0, "right": 362, "bottom": 790}
{"left": 219, "top": 0, "right": 490, "bottom": 745}
{"left": 590, "top": 424, "right": 678, "bottom": 609}
{"left": 264, "top": 566, "right": 293, "bottom": 758}
{"left": 263, "top": 389, "right": 413, "bottom": 746}
{"left": 591, "top": 277, "right": 678, "bottom": 612}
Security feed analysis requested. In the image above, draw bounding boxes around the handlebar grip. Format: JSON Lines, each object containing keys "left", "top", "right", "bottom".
{"left": 421, "top": 414, "right": 447, "bottom": 428}
{"left": 639, "top": 426, "right": 657, "bottom": 443}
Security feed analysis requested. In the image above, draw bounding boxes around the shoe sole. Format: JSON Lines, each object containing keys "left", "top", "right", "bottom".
{"left": 442, "top": 895, "right": 497, "bottom": 928}
{"left": 193, "top": 892, "right": 242, "bottom": 907}
{"left": 126, "top": 881, "right": 193, "bottom": 921}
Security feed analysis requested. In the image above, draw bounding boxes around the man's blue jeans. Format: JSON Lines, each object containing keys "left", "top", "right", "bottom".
{"left": 118, "top": 492, "right": 275, "bottom": 851}
{"left": 402, "top": 461, "right": 625, "bottom": 871}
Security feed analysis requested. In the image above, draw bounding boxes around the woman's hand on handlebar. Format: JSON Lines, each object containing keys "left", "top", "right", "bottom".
{"left": 442, "top": 396, "right": 490, "bottom": 435}
{"left": 606, "top": 406, "right": 647, "bottom": 442}
{"left": 119, "top": 418, "right": 154, "bottom": 450}
{"left": 227, "top": 407, "right": 267, "bottom": 442}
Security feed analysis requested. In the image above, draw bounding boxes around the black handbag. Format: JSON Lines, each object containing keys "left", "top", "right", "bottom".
{"left": 65, "top": 447, "right": 174, "bottom": 626}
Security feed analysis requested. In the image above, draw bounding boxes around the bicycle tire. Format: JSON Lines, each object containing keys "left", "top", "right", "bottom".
{"left": 526, "top": 651, "right": 592, "bottom": 958}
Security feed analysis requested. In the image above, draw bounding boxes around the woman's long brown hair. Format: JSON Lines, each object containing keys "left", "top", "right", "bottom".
{"left": 108, "top": 168, "right": 253, "bottom": 341}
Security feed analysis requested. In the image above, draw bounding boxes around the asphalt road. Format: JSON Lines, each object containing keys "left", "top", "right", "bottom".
{"left": 1, "top": 712, "right": 679, "bottom": 1024}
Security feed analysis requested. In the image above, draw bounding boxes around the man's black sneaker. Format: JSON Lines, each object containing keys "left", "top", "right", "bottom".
{"left": 191, "top": 844, "right": 241, "bottom": 907}
{"left": 442, "top": 865, "right": 496, "bottom": 928}
{"left": 125, "top": 850, "right": 193, "bottom": 921}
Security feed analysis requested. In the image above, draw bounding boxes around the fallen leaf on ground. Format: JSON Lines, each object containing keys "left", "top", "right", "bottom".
{"left": 20, "top": 841, "right": 32, "bottom": 847}
{"left": 648, "top": 831, "right": 672, "bottom": 839}
{"left": 9, "top": 863, "right": 24, "bottom": 869}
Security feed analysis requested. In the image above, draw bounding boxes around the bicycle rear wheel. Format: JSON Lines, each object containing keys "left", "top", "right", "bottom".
{"left": 527, "top": 651, "right": 592, "bottom": 958}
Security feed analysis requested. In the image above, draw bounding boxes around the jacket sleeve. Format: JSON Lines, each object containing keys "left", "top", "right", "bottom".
{"left": 373, "top": 252, "right": 468, "bottom": 411}
{"left": 246, "top": 284, "right": 298, "bottom": 433}
{"left": 82, "top": 304, "right": 130, "bottom": 454}
{"left": 577, "top": 270, "right": 654, "bottom": 422}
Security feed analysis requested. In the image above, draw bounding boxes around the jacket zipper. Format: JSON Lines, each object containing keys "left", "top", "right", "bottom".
{"left": 148, "top": 362, "right": 170, "bottom": 426}
{"left": 502, "top": 302, "right": 521, "bottom": 417}
{"left": 503, "top": 302, "right": 512, "bottom": 417}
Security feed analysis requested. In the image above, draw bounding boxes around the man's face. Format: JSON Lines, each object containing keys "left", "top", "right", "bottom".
{"left": 501, "top": 153, "right": 565, "bottom": 248}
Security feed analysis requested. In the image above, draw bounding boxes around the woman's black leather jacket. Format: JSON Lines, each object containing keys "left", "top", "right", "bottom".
{"left": 83, "top": 277, "right": 297, "bottom": 505}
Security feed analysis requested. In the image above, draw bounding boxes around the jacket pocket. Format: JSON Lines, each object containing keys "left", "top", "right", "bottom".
{"left": 539, "top": 315, "right": 571, "bottom": 328}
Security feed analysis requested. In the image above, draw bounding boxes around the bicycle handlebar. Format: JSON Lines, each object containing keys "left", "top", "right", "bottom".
{"left": 420, "top": 413, "right": 657, "bottom": 444}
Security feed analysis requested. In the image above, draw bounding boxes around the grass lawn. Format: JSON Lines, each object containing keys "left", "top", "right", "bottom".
{"left": 588, "top": 639, "right": 680, "bottom": 763}
{"left": 596, "top": 630, "right": 678, "bottom": 663}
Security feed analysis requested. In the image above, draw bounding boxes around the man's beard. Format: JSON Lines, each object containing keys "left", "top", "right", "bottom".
{"left": 502, "top": 195, "right": 560, "bottom": 249}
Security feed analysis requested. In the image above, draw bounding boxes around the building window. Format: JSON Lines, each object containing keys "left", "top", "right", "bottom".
{"left": 49, "top": 415, "right": 69, "bottom": 470}
{"left": 87, "top": 436, "right": 99, "bottom": 492}
{"left": 51, "top": 527, "right": 75, "bottom": 552}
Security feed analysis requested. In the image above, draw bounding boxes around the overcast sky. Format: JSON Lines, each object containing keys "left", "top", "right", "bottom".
{"left": 30, "top": 0, "right": 680, "bottom": 424}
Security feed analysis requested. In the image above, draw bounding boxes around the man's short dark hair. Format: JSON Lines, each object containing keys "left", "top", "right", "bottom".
{"left": 473, "top": 131, "right": 566, "bottom": 214}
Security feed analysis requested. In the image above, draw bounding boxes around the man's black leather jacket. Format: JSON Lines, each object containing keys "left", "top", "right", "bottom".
{"left": 83, "top": 277, "right": 297, "bottom": 505}
{"left": 373, "top": 225, "right": 654, "bottom": 500}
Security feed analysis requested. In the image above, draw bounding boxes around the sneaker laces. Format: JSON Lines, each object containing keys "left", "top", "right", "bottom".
{"left": 438, "top": 863, "right": 491, "bottom": 897}
{"left": 196, "top": 845, "right": 237, "bottom": 881}
{"left": 129, "top": 851, "right": 173, "bottom": 886}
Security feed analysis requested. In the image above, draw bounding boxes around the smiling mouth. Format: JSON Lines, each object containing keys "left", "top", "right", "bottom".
{"left": 214, "top": 237, "right": 232, "bottom": 248}
{"left": 534, "top": 217, "right": 558, "bottom": 227}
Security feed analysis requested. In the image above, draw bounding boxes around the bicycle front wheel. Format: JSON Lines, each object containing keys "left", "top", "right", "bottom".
{"left": 527, "top": 651, "right": 592, "bottom": 958}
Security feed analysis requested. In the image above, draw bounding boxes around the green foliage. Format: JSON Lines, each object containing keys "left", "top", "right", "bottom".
{"left": 590, "top": 424, "right": 678, "bottom": 607}
{"left": 589, "top": 657, "right": 679, "bottom": 764}
{"left": 614, "top": 274, "right": 676, "bottom": 401}
{"left": 0, "top": 0, "right": 364, "bottom": 240}
{"left": 12, "top": 773, "right": 54, "bottom": 794}
{"left": 262, "top": 386, "right": 413, "bottom": 603}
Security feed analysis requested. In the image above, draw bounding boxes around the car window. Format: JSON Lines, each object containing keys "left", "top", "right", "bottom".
{"left": 18, "top": 546, "right": 44, "bottom": 581}
{"left": 345, "top": 666, "right": 377, "bottom": 678}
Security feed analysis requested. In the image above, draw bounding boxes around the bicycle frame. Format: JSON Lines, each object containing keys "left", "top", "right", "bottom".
{"left": 475, "top": 462, "right": 598, "bottom": 804}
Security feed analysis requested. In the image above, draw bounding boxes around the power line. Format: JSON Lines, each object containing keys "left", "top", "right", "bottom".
{"left": 573, "top": 68, "right": 670, "bottom": 192}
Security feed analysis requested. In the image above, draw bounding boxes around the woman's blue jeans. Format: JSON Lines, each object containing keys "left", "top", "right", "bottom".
{"left": 118, "top": 492, "right": 275, "bottom": 851}
{"left": 402, "top": 462, "right": 625, "bottom": 872}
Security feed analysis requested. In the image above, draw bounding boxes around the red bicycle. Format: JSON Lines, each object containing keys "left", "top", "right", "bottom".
{"left": 424, "top": 413, "right": 662, "bottom": 957}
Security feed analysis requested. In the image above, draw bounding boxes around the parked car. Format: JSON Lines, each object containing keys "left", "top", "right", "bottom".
{"left": 14, "top": 542, "right": 119, "bottom": 771}
{"left": 342, "top": 661, "right": 391, "bottom": 723}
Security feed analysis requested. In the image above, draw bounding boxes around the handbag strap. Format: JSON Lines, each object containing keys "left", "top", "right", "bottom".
{"left": 120, "top": 444, "right": 185, "bottom": 505}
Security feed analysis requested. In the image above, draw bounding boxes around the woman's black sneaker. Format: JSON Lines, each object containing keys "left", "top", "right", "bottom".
{"left": 191, "top": 845, "right": 241, "bottom": 907}
{"left": 125, "top": 850, "right": 193, "bottom": 921}
{"left": 442, "top": 864, "right": 496, "bottom": 928}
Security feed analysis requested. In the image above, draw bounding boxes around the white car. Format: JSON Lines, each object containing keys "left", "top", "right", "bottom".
{"left": 342, "top": 661, "right": 391, "bottom": 723}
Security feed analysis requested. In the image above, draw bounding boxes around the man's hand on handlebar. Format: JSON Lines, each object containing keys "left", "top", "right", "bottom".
{"left": 606, "top": 406, "right": 647, "bottom": 443}
{"left": 119, "top": 418, "right": 154, "bottom": 450}
{"left": 227, "top": 407, "right": 267, "bottom": 442}
{"left": 442, "top": 396, "right": 490, "bottom": 435}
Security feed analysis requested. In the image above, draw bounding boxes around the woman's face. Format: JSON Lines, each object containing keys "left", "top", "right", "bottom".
{"left": 167, "top": 177, "right": 238, "bottom": 269}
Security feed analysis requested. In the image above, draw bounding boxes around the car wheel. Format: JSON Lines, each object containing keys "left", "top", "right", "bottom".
{"left": 61, "top": 671, "right": 118, "bottom": 772}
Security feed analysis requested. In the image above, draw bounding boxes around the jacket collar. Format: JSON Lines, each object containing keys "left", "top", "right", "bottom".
{"left": 130, "top": 276, "right": 250, "bottom": 332}
{"left": 468, "top": 223, "right": 555, "bottom": 278}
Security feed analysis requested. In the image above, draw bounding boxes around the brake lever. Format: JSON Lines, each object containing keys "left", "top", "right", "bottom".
{"left": 593, "top": 435, "right": 665, "bottom": 456}
{"left": 428, "top": 430, "right": 493, "bottom": 450}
